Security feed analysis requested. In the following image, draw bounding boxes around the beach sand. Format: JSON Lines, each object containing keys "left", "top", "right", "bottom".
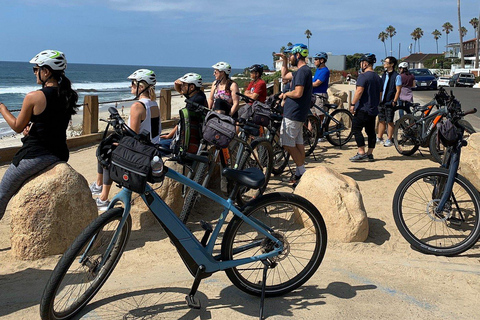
{"left": 0, "top": 85, "right": 479, "bottom": 319}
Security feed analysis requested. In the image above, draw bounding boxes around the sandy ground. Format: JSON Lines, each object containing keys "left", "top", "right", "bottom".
{"left": 0, "top": 85, "right": 479, "bottom": 320}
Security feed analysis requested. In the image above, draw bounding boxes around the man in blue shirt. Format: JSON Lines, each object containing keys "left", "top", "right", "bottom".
{"left": 312, "top": 52, "right": 330, "bottom": 119}
{"left": 275, "top": 43, "right": 312, "bottom": 187}
{"left": 349, "top": 53, "right": 383, "bottom": 162}
{"left": 377, "top": 56, "right": 402, "bottom": 147}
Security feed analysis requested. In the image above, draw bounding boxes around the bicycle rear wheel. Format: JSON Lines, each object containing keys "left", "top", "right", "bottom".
{"left": 325, "top": 109, "right": 353, "bottom": 146}
{"left": 222, "top": 193, "right": 327, "bottom": 296}
{"left": 393, "top": 167, "right": 480, "bottom": 256}
{"left": 236, "top": 139, "right": 273, "bottom": 206}
{"left": 40, "top": 208, "right": 131, "bottom": 320}
{"left": 393, "top": 114, "right": 419, "bottom": 156}
{"left": 303, "top": 115, "right": 319, "bottom": 157}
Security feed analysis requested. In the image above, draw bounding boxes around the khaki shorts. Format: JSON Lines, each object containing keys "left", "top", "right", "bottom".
{"left": 280, "top": 118, "right": 304, "bottom": 147}
{"left": 311, "top": 93, "right": 328, "bottom": 116}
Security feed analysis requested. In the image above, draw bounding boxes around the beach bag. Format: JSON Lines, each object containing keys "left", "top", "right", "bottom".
{"left": 252, "top": 101, "right": 272, "bottom": 127}
{"left": 202, "top": 111, "right": 236, "bottom": 148}
{"left": 171, "top": 107, "right": 204, "bottom": 155}
{"left": 109, "top": 136, "right": 161, "bottom": 193}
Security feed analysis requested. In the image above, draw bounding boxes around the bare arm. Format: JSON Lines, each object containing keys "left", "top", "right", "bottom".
{"left": 0, "top": 91, "right": 45, "bottom": 133}
{"left": 129, "top": 102, "right": 146, "bottom": 134}
{"left": 207, "top": 86, "right": 215, "bottom": 109}
{"left": 312, "top": 79, "right": 323, "bottom": 88}
{"left": 275, "top": 53, "right": 292, "bottom": 81}
{"left": 393, "top": 85, "right": 401, "bottom": 104}
{"left": 283, "top": 85, "right": 304, "bottom": 100}
{"left": 230, "top": 82, "right": 240, "bottom": 116}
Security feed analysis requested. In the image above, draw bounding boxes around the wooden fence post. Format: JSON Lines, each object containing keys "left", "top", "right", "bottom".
{"left": 159, "top": 89, "right": 172, "bottom": 120}
{"left": 83, "top": 95, "right": 98, "bottom": 134}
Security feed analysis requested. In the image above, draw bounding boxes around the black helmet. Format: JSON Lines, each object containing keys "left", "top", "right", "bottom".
{"left": 359, "top": 53, "right": 377, "bottom": 65}
{"left": 249, "top": 64, "right": 264, "bottom": 76}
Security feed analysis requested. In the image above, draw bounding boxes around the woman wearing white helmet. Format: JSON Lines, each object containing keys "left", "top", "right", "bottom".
{"left": 398, "top": 62, "right": 415, "bottom": 117}
{"left": 208, "top": 62, "right": 240, "bottom": 117}
{"left": 91, "top": 69, "right": 161, "bottom": 211}
{"left": 0, "top": 50, "right": 78, "bottom": 220}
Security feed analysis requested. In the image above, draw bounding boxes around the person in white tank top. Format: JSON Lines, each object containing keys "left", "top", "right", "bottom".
{"left": 91, "top": 69, "right": 161, "bottom": 211}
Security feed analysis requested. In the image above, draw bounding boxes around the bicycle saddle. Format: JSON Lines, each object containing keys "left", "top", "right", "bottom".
{"left": 325, "top": 103, "right": 338, "bottom": 109}
{"left": 222, "top": 167, "right": 265, "bottom": 189}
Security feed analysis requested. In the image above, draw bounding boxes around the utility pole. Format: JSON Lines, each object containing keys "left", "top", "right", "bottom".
{"left": 398, "top": 43, "right": 401, "bottom": 60}
{"left": 476, "top": 12, "right": 480, "bottom": 69}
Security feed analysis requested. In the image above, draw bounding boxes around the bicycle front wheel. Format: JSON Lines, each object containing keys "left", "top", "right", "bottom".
{"left": 303, "top": 115, "right": 319, "bottom": 157}
{"left": 236, "top": 139, "right": 273, "bottom": 206}
{"left": 393, "top": 114, "right": 419, "bottom": 156}
{"left": 221, "top": 192, "right": 327, "bottom": 296}
{"left": 393, "top": 167, "right": 480, "bottom": 256}
{"left": 40, "top": 208, "right": 131, "bottom": 320}
{"left": 325, "top": 109, "right": 353, "bottom": 146}
{"left": 179, "top": 161, "right": 209, "bottom": 224}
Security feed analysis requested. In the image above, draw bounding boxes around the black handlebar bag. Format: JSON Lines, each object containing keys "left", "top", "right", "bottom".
{"left": 202, "top": 111, "right": 236, "bottom": 148}
{"left": 109, "top": 136, "right": 160, "bottom": 193}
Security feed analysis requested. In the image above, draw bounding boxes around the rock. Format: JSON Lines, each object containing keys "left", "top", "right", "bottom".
{"left": 327, "top": 88, "right": 348, "bottom": 103}
{"left": 328, "top": 96, "right": 345, "bottom": 109}
{"left": 294, "top": 166, "right": 369, "bottom": 242}
{"left": 10, "top": 163, "right": 97, "bottom": 260}
{"left": 130, "top": 161, "right": 184, "bottom": 229}
{"left": 459, "top": 133, "right": 480, "bottom": 191}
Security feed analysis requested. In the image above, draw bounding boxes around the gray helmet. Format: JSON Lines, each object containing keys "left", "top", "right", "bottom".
{"left": 314, "top": 52, "right": 328, "bottom": 62}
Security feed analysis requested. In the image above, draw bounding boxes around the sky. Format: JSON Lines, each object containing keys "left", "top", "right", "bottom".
{"left": 0, "top": 0, "right": 479, "bottom": 69}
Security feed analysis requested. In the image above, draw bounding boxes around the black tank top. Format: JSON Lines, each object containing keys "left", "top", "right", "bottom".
{"left": 12, "top": 87, "right": 71, "bottom": 166}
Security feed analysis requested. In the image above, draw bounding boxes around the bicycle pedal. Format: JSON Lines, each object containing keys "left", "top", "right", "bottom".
{"left": 185, "top": 294, "right": 201, "bottom": 309}
{"left": 448, "top": 217, "right": 462, "bottom": 227}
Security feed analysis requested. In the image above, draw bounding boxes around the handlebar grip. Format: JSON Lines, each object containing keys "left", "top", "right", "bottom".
{"left": 184, "top": 99, "right": 209, "bottom": 111}
{"left": 464, "top": 108, "right": 477, "bottom": 116}
{"left": 236, "top": 92, "right": 255, "bottom": 103}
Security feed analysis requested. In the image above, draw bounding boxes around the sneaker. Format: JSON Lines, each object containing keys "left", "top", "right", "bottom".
{"left": 283, "top": 174, "right": 302, "bottom": 183}
{"left": 367, "top": 154, "right": 375, "bottom": 162}
{"left": 95, "top": 198, "right": 110, "bottom": 212}
{"left": 349, "top": 153, "right": 368, "bottom": 162}
{"left": 376, "top": 137, "right": 384, "bottom": 145}
{"left": 383, "top": 139, "right": 393, "bottom": 147}
{"left": 89, "top": 182, "right": 103, "bottom": 195}
{"left": 317, "top": 137, "right": 326, "bottom": 143}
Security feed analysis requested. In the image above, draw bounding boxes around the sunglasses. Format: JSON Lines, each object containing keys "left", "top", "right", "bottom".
{"left": 33, "top": 66, "right": 40, "bottom": 73}
{"left": 131, "top": 80, "right": 138, "bottom": 86}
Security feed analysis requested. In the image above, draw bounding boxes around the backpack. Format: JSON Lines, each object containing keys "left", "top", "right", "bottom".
{"left": 172, "top": 107, "right": 204, "bottom": 155}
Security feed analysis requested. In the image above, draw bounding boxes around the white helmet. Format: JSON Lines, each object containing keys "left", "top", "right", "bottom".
{"left": 128, "top": 69, "right": 156, "bottom": 85}
{"left": 398, "top": 62, "right": 409, "bottom": 69}
{"left": 29, "top": 50, "right": 67, "bottom": 71}
{"left": 179, "top": 73, "right": 203, "bottom": 88}
{"left": 212, "top": 61, "right": 231, "bottom": 75}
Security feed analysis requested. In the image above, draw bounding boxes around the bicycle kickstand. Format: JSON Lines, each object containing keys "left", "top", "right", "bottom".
{"left": 186, "top": 265, "right": 205, "bottom": 309}
{"left": 259, "top": 259, "right": 276, "bottom": 320}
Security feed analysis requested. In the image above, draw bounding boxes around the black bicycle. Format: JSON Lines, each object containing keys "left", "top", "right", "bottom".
{"left": 392, "top": 96, "right": 480, "bottom": 256}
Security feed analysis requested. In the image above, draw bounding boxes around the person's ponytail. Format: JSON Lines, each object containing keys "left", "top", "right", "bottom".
{"left": 53, "top": 71, "right": 78, "bottom": 116}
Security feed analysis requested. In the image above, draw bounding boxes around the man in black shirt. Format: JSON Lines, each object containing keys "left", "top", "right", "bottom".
{"left": 275, "top": 43, "right": 313, "bottom": 187}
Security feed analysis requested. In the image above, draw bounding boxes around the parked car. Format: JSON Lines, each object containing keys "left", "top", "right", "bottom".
{"left": 449, "top": 73, "right": 475, "bottom": 87}
{"left": 437, "top": 76, "right": 450, "bottom": 87}
{"left": 410, "top": 69, "right": 438, "bottom": 90}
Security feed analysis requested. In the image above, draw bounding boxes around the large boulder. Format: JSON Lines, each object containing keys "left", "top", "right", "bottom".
{"left": 130, "top": 161, "right": 184, "bottom": 229}
{"left": 327, "top": 88, "right": 348, "bottom": 103}
{"left": 10, "top": 163, "right": 97, "bottom": 260}
{"left": 459, "top": 133, "right": 480, "bottom": 191}
{"left": 294, "top": 166, "right": 369, "bottom": 242}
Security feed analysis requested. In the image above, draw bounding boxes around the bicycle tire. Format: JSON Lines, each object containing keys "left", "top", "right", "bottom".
{"left": 271, "top": 130, "right": 290, "bottom": 175}
{"left": 429, "top": 120, "right": 476, "bottom": 164}
{"left": 236, "top": 138, "right": 273, "bottom": 206}
{"left": 393, "top": 167, "right": 480, "bottom": 256}
{"left": 179, "top": 161, "right": 209, "bottom": 224}
{"left": 303, "top": 115, "right": 319, "bottom": 157}
{"left": 40, "top": 208, "right": 131, "bottom": 320}
{"left": 393, "top": 114, "right": 420, "bottom": 156}
{"left": 221, "top": 192, "right": 327, "bottom": 297}
{"left": 325, "top": 109, "right": 354, "bottom": 146}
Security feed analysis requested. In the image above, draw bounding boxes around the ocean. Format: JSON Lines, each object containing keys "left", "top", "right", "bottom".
{"left": 0, "top": 61, "right": 242, "bottom": 137}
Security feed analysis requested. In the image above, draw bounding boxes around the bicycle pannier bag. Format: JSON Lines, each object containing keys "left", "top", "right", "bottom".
{"left": 437, "top": 119, "right": 460, "bottom": 147}
{"left": 202, "top": 111, "right": 236, "bottom": 148}
{"left": 171, "top": 107, "right": 204, "bottom": 155}
{"left": 252, "top": 101, "right": 271, "bottom": 127}
{"left": 109, "top": 136, "right": 160, "bottom": 193}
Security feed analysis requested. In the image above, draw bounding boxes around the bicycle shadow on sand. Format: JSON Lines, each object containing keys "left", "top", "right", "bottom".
{"left": 342, "top": 167, "right": 393, "bottom": 182}
{"left": 76, "top": 281, "right": 377, "bottom": 319}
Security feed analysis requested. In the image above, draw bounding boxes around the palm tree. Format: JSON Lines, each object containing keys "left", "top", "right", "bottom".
{"left": 460, "top": 26, "right": 468, "bottom": 38}
{"left": 410, "top": 29, "right": 418, "bottom": 53}
{"left": 287, "top": 42, "right": 293, "bottom": 47}
{"left": 473, "top": 15, "right": 480, "bottom": 68}
{"left": 442, "top": 22, "right": 454, "bottom": 52}
{"left": 304, "top": 29, "right": 312, "bottom": 51}
{"left": 432, "top": 29, "right": 442, "bottom": 54}
{"left": 415, "top": 28, "right": 424, "bottom": 52}
{"left": 378, "top": 31, "right": 389, "bottom": 57}
{"left": 458, "top": 0, "right": 465, "bottom": 68}
{"left": 386, "top": 25, "right": 396, "bottom": 55}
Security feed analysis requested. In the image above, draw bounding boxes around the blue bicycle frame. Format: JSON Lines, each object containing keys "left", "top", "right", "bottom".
{"left": 95, "top": 166, "right": 284, "bottom": 276}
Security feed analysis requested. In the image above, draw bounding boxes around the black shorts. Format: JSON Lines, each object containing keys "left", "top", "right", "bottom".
{"left": 378, "top": 104, "right": 395, "bottom": 123}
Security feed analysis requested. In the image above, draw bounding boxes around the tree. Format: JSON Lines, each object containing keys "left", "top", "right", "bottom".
{"left": 410, "top": 29, "right": 418, "bottom": 53}
{"left": 458, "top": 0, "right": 465, "bottom": 68}
{"left": 386, "top": 25, "right": 396, "bottom": 55}
{"left": 415, "top": 27, "right": 424, "bottom": 52}
{"left": 460, "top": 26, "right": 468, "bottom": 38}
{"left": 304, "top": 29, "right": 312, "bottom": 51}
{"left": 442, "top": 22, "right": 454, "bottom": 52}
{"left": 378, "top": 31, "right": 389, "bottom": 57}
{"left": 432, "top": 29, "right": 442, "bottom": 54}
{"left": 287, "top": 42, "right": 293, "bottom": 47}
{"left": 346, "top": 53, "right": 364, "bottom": 70}
{"left": 473, "top": 15, "right": 480, "bottom": 68}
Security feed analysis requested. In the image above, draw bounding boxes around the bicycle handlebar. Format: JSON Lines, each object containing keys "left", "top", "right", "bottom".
{"left": 463, "top": 108, "right": 477, "bottom": 116}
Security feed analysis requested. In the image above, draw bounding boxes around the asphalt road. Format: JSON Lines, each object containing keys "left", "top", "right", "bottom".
{"left": 413, "top": 87, "right": 480, "bottom": 131}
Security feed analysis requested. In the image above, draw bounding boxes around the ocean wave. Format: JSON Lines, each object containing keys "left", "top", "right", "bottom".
{"left": 0, "top": 81, "right": 175, "bottom": 95}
